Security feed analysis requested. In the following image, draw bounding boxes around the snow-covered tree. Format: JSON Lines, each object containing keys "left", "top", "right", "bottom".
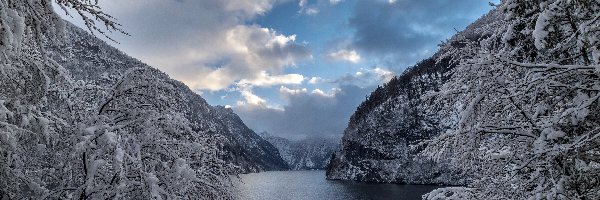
{"left": 1, "top": 1, "right": 234, "bottom": 199}
{"left": 1, "top": 0, "right": 124, "bottom": 54}
{"left": 67, "top": 68, "right": 234, "bottom": 199}
{"left": 425, "top": 0, "right": 599, "bottom": 199}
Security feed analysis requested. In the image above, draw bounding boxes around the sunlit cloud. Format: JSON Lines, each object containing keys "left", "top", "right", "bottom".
{"left": 239, "top": 89, "right": 267, "bottom": 106}
{"left": 308, "top": 77, "right": 323, "bottom": 84}
{"left": 170, "top": 25, "right": 311, "bottom": 91}
{"left": 327, "top": 49, "right": 361, "bottom": 63}
{"left": 311, "top": 88, "right": 340, "bottom": 98}
{"left": 238, "top": 71, "right": 304, "bottom": 87}
{"left": 280, "top": 86, "right": 308, "bottom": 97}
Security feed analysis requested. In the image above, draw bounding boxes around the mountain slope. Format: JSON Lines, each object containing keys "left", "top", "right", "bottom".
{"left": 46, "top": 23, "right": 288, "bottom": 173}
{"left": 326, "top": 10, "right": 499, "bottom": 185}
{"left": 328, "top": 1, "right": 600, "bottom": 199}
{"left": 1, "top": 5, "right": 250, "bottom": 197}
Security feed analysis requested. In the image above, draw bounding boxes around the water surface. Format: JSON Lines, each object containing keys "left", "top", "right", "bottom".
{"left": 233, "top": 170, "right": 440, "bottom": 200}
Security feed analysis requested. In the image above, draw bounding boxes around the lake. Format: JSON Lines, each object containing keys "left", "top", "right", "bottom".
{"left": 233, "top": 170, "right": 441, "bottom": 200}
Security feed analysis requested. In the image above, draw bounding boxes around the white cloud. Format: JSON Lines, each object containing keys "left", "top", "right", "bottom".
{"left": 280, "top": 86, "right": 308, "bottom": 96}
{"left": 327, "top": 49, "right": 361, "bottom": 63}
{"left": 279, "top": 86, "right": 338, "bottom": 101}
{"left": 238, "top": 71, "right": 305, "bottom": 87}
{"left": 305, "top": 8, "right": 319, "bottom": 15}
{"left": 298, "top": 0, "right": 320, "bottom": 16}
{"left": 330, "top": 0, "right": 343, "bottom": 5}
{"left": 311, "top": 88, "right": 339, "bottom": 98}
{"left": 308, "top": 77, "right": 322, "bottom": 84}
{"left": 222, "top": 0, "right": 277, "bottom": 16}
{"left": 266, "top": 34, "right": 297, "bottom": 48}
{"left": 58, "top": 0, "right": 311, "bottom": 92}
{"left": 162, "top": 24, "right": 311, "bottom": 91}
{"left": 299, "top": 0, "right": 307, "bottom": 7}
{"left": 239, "top": 89, "right": 267, "bottom": 106}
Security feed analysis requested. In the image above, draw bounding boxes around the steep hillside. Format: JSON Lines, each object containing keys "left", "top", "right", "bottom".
{"left": 328, "top": 1, "right": 600, "bottom": 199}
{"left": 46, "top": 24, "right": 288, "bottom": 173}
{"left": 0, "top": 13, "right": 281, "bottom": 198}
{"left": 326, "top": 10, "right": 499, "bottom": 185}
{"left": 1, "top": 3, "right": 242, "bottom": 198}
{"left": 212, "top": 107, "right": 289, "bottom": 171}
{"left": 262, "top": 134, "right": 338, "bottom": 170}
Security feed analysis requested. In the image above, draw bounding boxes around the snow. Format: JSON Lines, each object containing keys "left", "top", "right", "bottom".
{"left": 543, "top": 127, "right": 566, "bottom": 141}
{"left": 84, "top": 126, "right": 98, "bottom": 135}
{"left": 0, "top": 100, "right": 13, "bottom": 122}
{"left": 85, "top": 159, "right": 107, "bottom": 193}
{"left": 37, "top": 116, "right": 50, "bottom": 140}
{"left": 575, "top": 159, "right": 590, "bottom": 171}
{"left": 423, "top": 187, "right": 473, "bottom": 200}
{"left": 173, "top": 158, "right": 199, "bottom": 181}
{"left": 0, "top": 128, "right": 17, "bottom": 150}
{"left": 74, "top": 141, "right": 87, "bottom": 153}
{"left": 6, "top": 9, "right": 25, "bottom": 51}
{"left": 533, "top": 8, "right": 552, "bottom": 50}
{"left": 490, "top": 146, "right": 511, "bottom": 160}
{"left": 329, "top": 1, "right": 600, "bottom": 199}
{"left": 114, "top": 147, "right": 124, "bottom": 163}
{"left": 102, "top": 130, "right": 117, "bottom": 145}
{"left": 145, "top": 173, "right": 164, "bottom": 200}
{"left": 502, "top": 23, "right": 515, "bottom": 44}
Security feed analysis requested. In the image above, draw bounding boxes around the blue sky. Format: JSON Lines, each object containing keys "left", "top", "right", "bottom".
{"left": 58, "top": 0, "right": 496, "bottom": 140}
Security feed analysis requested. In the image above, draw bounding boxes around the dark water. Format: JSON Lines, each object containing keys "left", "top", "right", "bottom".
{"left": 233, "top": 170, "right": 441, "bottom": 200}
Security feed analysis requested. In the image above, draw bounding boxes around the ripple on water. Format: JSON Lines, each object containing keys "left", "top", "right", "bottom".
{"left": 233, "top": 170, "right": 441, "bottom": 200}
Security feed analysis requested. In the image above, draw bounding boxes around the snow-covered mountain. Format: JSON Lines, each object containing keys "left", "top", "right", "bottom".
{"left": 0, "top": 15, "right": 282, "bottom": 198}
{"left": 326, "top": 10, "right": 499, "bottom": 185}
{"left": 262, "top": 133, "right": 338, "bottom": 170}
{"left": 48, "top": 23, "right": 289, "bottom": 173}
{"left": 327, "top": 1, "right": 600, "bottom": 199}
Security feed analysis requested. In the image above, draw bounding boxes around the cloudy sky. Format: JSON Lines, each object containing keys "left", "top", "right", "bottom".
{"left": 58, "top": 0, "right": 495, "bottom": 140}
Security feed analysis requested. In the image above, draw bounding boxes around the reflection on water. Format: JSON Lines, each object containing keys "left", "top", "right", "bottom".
{"left": 233, "top": 170, "right": 440, "bottom": 200}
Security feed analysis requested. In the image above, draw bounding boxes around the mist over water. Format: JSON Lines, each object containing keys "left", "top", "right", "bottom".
{"left": 234, "top": 170, "right": 440, "bottom": 200}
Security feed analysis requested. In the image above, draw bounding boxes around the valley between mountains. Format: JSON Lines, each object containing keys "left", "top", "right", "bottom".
{"left": 1, "top": 0, "right": 599, "bottom": 199}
